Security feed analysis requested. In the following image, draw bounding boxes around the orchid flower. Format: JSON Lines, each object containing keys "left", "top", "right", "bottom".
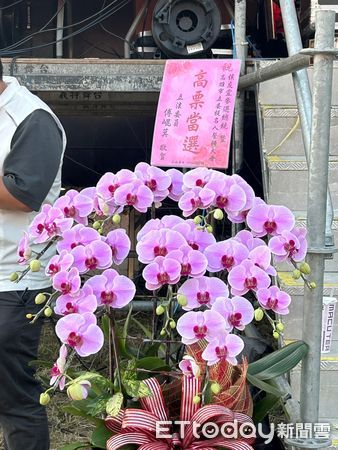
{"left": 54, "top": 189, "right": 94, "bottom": 225}
{"left": 257, "top": 286, "right": 291, "bottom": 315}
{"left": 177, "top": 310, "right": 227, "bottom": 345}
{"left": 228, "top": 259, "right": 271, "bottom": 296}
{"left": 86, "top": 269, "right": 135, "bottom": 308}
{"left": 50, "top": 344, "right": 67, "bottom": 390}
{"left": 55, "top": 312, "right": 104, "bottom": 357}
{"left": 246, "top": 202, "right": 295, "bottom": 237}
{"left": 202, "top": 333, "right": 244, "bottom": 366}
{"left": 211, "top": 296, "right": 254, "bottom": 331}
{"left": 177, "top": 276, "right": 229, "bottom": 310}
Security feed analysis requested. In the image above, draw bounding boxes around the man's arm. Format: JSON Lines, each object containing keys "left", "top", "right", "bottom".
{"left": 2, "top": 109, "right": 63, "bottom": 212}
{"left": 0, "top": 176, "right": 33, "bottom": 211}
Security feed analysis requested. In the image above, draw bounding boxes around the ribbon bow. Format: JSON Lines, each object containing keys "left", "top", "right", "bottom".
{"left": 105, "top": 377, "right": 255, "bottom": 450}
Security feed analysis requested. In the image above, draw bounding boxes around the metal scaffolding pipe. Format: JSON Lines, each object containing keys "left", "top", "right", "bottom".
{"left": 233, "top": 0, "right": 247, "bottom": 172}
{"left": 300, "top": 9, "right": 335, "bottom": 428}
{"left": 124, "top": 2, "right": 148, "bottom": 59}
{"left": 238, "top": 54, "right": 311, "bottom": 90}
{"left": 279, "top": 0, "right": 334, "bottom": 246}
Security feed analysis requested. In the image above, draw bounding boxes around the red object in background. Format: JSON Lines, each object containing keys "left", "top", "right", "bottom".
{"left": 273, "top": 1, "right": 285, "bottom": 35}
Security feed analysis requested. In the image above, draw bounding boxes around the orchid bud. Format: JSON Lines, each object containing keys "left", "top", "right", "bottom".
{"left": 156, "top": 305, "right": 165, "bottom": 316}
{"left": 102, "top": 203, "right": 110, "bottom": 216}
{"left": 160, "top": 328, "right": 166, "bottom": 337}
{"left": 276, "top": 322, "right": 284, "bottom": 332}
{"left": 292, "top": 269, "right": 301, "bottom": 280}
{"left": 309, "top": 281, "right": 317, "bottom": 289}
{"left": 254, "top": 308, "right": 264, "bottom": 322}
{"left": 44, "top": 307, "right": 53, "bottom": 317}
{"left": 26, "top": 313, "right": 33, "bottom": 319}
{"left": 210, "top": 382, "right": 221, "bottom": 395}
{"left": 193, "top": 395, "right": 201, "bottom": 404}
{"left": 177, "top": 294, "right": 188, "bottom": 306}
{"left": 193, "top": 216, "right": 202, "bottom": 225}
{"left": 93, "top": 221, "right": 102, "bottom": 230}
{"left": 169, "top": 320, "right": 176, "bottom": 329}
{"left": 29, "top": 259, "right": 41, "bottom": 272}
{"left": 98, "top": 228, "right": 104, "bottom": 235}
{"left": 24, "top": 248, "right": 32, "bottom": 259}
{"left": 206, "top": 225, "right": 213, "bottom": 233}
{"left": 35, "top": 293, "right": 47, "bottom": 305}
{"left": 39, "top": 392, "right": 51, "bottom": 406}
{"left": 112, "top": 214, "right": 121, "bottom": 225}
{"left": 213, "top": 209, "right": 224, "bottom": 220}
{"left": 67, "top": 381, "right": 91, "bottom": 401}
{"left": 273, "top": 331, "right": 280, "bottom": 340}
{"left": 9, "top": 272, "right": 19, "bottom": 282}
{"left": 300, "top": 262, "right": 311, "bottom": 275}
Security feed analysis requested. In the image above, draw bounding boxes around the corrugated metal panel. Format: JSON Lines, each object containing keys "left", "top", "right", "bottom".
{"left": 300, "top": 0, "right": 338, "bottom": 32}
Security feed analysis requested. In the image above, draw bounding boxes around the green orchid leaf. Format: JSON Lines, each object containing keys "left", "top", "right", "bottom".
{"left": 246, "top": 373, "right": 282, "bottom": 397}
{"left": 90, "top": 422, "right": 113, "bottom": 449}
{"left": 248, "top": 341, "right": 308, "bottom": 380}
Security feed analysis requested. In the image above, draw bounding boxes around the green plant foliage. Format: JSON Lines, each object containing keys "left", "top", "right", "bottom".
{"left": 248, "top": 341, "right": 308, "bottom": 380}
{"left": 58, "top": 443, "right": 91, "bottom": 450}
{"left": 90, "top": 422, "right": 113, "bottom": 449}
{"left": 253, "top": 394, "right": 280, "bottom": 423}
{"left": 106, "top": 392, "right": 124, "bottom": 416}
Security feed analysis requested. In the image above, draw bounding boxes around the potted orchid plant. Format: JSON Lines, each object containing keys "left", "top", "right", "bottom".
{"left": 13, "top": 163, "right": 310, "bottom": 450}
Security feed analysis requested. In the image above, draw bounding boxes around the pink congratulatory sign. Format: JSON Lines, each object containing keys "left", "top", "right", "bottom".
{"left": 151, "top": 59, "right": 241, "bottom": 169}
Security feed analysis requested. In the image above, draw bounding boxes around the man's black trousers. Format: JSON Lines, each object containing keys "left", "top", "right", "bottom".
{"left": 0, "top": 290, "right": 50, "bottom": 450}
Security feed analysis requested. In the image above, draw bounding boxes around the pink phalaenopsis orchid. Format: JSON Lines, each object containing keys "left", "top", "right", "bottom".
{"left": 54, "top": 284, "right": 98, "bottom": 316}
{"left": 54, "top": 189, "right": 94, "bottom": 225}
{"left": 211, "top": 296, "right": 254, "bottom": 331}
{"left": 71, "top": 240, "right": 112, "bottom": 273}
{"left": 206, "top": 175, "right": 247, "bottom": 215}
{"left": 179, "top": 355, "right": 201, "bottom": 378}
{"left": 136, "top": 229, "right": 186, "bottom": 264}
{"left": 136, "top": 216, "right": 185, "bottom": 241}
{"left": 178, "top": 186, "right": 215, "bottom": 217}
{"left": 182, "top": 167, "right": 225, "bottom": 191}
{"left": 167, "top": 168, "right": 184, "bottom": 201}
{"left": 45, "top": 250, "right": 74, "bottom": 277}
{"left": 17, "top": 231, "right": 32, "bottom": 264}
{"left": 204, "top": 239, "right": 249, "bottom": 273}
{"left": 106, "top": 229, "right": 131, "bottom": 265}
{"left": 177, "top": 310, "right": 226, "bottom": 345}
{"left": 142, "top": 256, "right": 181, "bottom": 291}
{"left": 173, "top": 219, "right": 216, "bottom": 252}
{"left": 178, "top": 276, "right": 229, "bottom": 310}
{"left": 56, "top": 224, "right": 100, "bottom": 253}
{"left": 248, "top": 245, "right": 277, "bottom": 276}
{"left": 202, "top": 333, "right": 244, "bottom": 366}
{"left": 269, "top": 227, "right": 307, "bottom": 262}
{"left": 234, "top": 230, "right": 265, "bottom": 251}
{"left": 55, "top": 312, "right": 104, "bottom": 357}
{"left": 228, "top": 259, "right": 271, "bottom": 296}
{"left": 257, "top": 286, "right": 291, "bottom": 315}
{"left": 86, "top": 269, "right": 135, "bottom": 308}
{"left": 226, "top": 175, "right": 255, "bottom": 223}
{"left": 135, "top": 162, "right": 171, "bottom": 203}
{"left": 50, "top": 344, "right": 67, "bottom": 391}
{"left": 53, "top": 267, "right": 81, "bottom": 295}
{"left": 96, "top": 170, "right": 136, "bottom": 215}
{"left": 114, "top": 179, "right": 154, "bottom": 213}
{"left": 246, "top": 202, "right": 295, "bottom": 237}
{"left": 167, "top": 245, "right": 207, "bottom": 278}
{"left": 29, "top": 204, "right": 73, "bottom": 243}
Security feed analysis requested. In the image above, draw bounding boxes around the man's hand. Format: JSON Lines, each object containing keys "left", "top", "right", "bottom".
{"left": 0, "top": 177, "right": 33, "bottom": 212}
